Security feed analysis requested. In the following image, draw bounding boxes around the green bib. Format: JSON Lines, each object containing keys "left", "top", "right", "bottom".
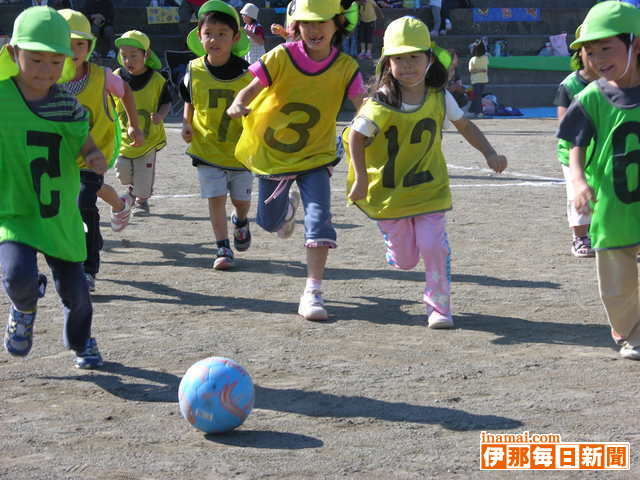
{"left": 557, "top": 72, "right": 590, "bottom": 166}
{"left": 576, "top": 81, "right": 640, "bottom": 250}
{"left": 0, "top": 79, "right": 89, "bottom": 262}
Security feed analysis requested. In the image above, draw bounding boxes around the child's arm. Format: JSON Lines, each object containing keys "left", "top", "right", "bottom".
{"left": 350, "top": 95, "right": 364, "bottom": 111}
{"left": 227, "top": 77, "right": 265, "bottom": 118}
{"left": 270, "top": 23, "right": 289, "bottom": 40}
{"left": 569, "top": 145, "right": 594, "bottom": 214}
{"left": 451, "top": 117, "right": 507, "bottom": 173}
{"left": 347, "top": 129, "right": 369, "bottom": 202}
{"left": 120, "top": 82, "right": 145, "bottom": 147}
{"left": 182, "top": 102, "right": 194, "bottom": 143}
{"left": 80, "top": 135, "right": 107, "bottom": 175}
{"left": 151, "top": 102, "right": 171, "bottom": 125}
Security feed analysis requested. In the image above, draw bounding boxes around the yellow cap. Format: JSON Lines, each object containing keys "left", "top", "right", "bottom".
{"left": 382, "top": 16, "right": 431, "bottom": 57}
{"left": 115, "top": 30, "right": 162, "bottom": 70}
{"left": 289, "top": 0, "right": 341, "bottom": 22}
{"left": 58, "top": 9, "right": 96, "bottom": 56}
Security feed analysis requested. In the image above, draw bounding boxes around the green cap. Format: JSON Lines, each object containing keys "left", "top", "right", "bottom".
{"left": 186, "top": 0, "right": 250, "bottom": 58}
{"left": 0, "top": 7, "right": 75, "bottom": 82}
{"left": 115, "top": 30, "right": 162, "bottom": 71}
{"left": 570, "top": 1, "right": 640, "bottom": 49}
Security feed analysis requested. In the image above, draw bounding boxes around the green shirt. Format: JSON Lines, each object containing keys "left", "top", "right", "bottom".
{"left": 0, "top": 79, "right": 90, "bottom": 261}
{"left": 556, "top": 72, "right": 590, "bottom": 166}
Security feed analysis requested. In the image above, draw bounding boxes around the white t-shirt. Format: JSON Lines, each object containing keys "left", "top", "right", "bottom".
{"left": 352, "top": 90, "right": 464, "bottom": 138}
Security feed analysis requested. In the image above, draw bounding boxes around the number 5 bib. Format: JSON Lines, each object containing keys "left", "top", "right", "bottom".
{"left": 343, "top": 92, "right": 452, "bottom": 220}
{"left": 235, "top": 44, "right": 359, "bottom": 176}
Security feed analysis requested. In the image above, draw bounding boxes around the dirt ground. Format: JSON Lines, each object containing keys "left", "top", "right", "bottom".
{"left": 1, "top": 118, "right": 639, "bottom": 479}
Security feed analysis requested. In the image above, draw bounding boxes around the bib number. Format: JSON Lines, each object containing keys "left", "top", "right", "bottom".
{"left": 382, "top": 118, "right": 437, "bottom": 189}
{"left": 28, "top": 131, "right": 62, "bottom": 219}
{"left": 612, "top": 122, "right": 640, "bottom": 204}
{"left": 264, "top": 102, "right": 320, "bottom": 153}
{"left": 209, "top": 89, "right": 235, "bottom": 142}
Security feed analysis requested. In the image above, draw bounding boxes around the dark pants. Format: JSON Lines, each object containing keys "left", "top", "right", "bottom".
{"left": 470, "top": 83, "right": 485, "bottom": 114}
{"left": 79, "top": 171, "right": 104, "bottom": 276}
{"left": 0, "top": 242, "right": 93, "bottom": 352}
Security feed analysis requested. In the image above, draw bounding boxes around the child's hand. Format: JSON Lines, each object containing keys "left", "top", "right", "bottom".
{"left": 485, "top": 153, "right": 507, "bottom": 173}
{"left": 572, "top": 179, "right": 596, "bottom": 214}
{"left": 150, "top": 112, "right": 164, "bottom": 125}
{"left": 348, "top": 177, "right": 368, "bottom": 202}
{"left": 128, "top": 126, "right": 145, "bottom": 147}
{"left": 271, "top": 23, "right": 286, "bottom": 37}
{"left": 85, "top": 149, "right": 107, "bottom": 175}
{"left": 226, "top": 102, "right": 251, "bottom": 118}
{"left": 182, "top": 123, "right": 193, "bottom": 143}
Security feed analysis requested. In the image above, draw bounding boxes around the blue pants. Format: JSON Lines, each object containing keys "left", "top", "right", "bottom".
{"left": 256, "top": 168, "right": 337, "bottom": 247}
{"left": 0, "top": 241, "right": 93, "bottom": 352}
{"left": 78, "top": 171, "right": 104, "bottom": 276}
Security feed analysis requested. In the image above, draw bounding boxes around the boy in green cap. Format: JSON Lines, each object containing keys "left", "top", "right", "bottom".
{"left": 181, "top": 0, "right": 253, "bottom": 270}
{"left": 113, "top": 30, "right": 172, "bottom": 217}
{"left": 558, "top": 0, "right": 640, "bottom": 360}
{"left": 0, "top": 7, "right": 107, "bottom": 368}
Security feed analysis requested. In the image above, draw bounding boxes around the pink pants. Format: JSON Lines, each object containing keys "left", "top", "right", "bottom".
{"left": 378, "top": 213, "right": 451, "bottom": 316}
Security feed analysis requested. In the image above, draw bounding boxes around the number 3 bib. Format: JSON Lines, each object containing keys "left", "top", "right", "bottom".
{"left": 343, "top": 92, "right": 452, "bottom": 220}
{"left": 235, "top": 44, "right": 359, "bottom": 176}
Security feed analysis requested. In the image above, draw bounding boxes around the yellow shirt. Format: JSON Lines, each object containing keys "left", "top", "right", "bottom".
{"left": 359, "top": 0, "right": 377, "bottom": 23}
{"left": 187, "top": 56, "right": 252, "bottom": 170}
{"left": 469, "top": 55, "right": 489, "bottom": 84}
{"left": 235, "top": 44, "right": 359, "bottom": 176}
{"left": 343, "top": 91, "right": 451, "bottom": 220}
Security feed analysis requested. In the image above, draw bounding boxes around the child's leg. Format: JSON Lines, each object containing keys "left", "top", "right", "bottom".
{"left": 131, "top": 150, "right": 157, "bottom": 202}
{"left": 44, "top": 254, "right": 93, "bottom": 352}
{"left": 228, "top": 171, "right": 253, "bottom": 252}
{"left": 414, "top": 213, "right": 451, "bottom": 319}
{"left": 208, "top": 196, "right": 229, "bottom": 241}
{"left": 256, "top": 177, "right": 293, "bottom": 232}
{"left": 98, "top": 183, "right": 125, "bottom": 212}
{"left": 0, "top": 242, "right": 39, "bottom": 312}
{"left": 376, "top": 218, "right": 420, "bottom": 270}
{"left": 78, "top": 172, "right": 104, "bottom": 278}
{"left": 561, "top": 165, "right": 593, "bottom": 256}
{"left": 596, "top": 246, "right": 640, "bottom": 350}
{"left": 115, "top": 155, "right": 134, "bottom": 189}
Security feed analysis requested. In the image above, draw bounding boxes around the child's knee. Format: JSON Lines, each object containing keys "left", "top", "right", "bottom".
{"left": 3, "top": 267, "right": 38, "bottom": 305}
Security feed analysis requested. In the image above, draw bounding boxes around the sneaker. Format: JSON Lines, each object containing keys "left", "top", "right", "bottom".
{"left": 111, "top": 194, "right": 134, "bottom": 232}
{"left": 439, "top": 30, "right": 447, "bottom": 36}
{"left": 132, "top": 200, "right": 150, "bottom": 216}
{"left": 213, "top": 247, "right": 234, "bottom": 270}
{"left": 4, "top": 306, "right": 37, "bottom": 357}
{"left": 445, "top": 18, "right": 453, "bottom": 31}
{"left": 428, "top": 311, "right": 454, "bottom": 329}
{"left": 571, "top": 236, "right": 595, "bottom": 258}
{"left": 231, "top": 214, "right": 252, "bottom": 252}
{"left": 298, "top": 289, "right": 328, "bottom": 321}
{"left": 37, "top": 273, "right": 47, "bottom": 299}
{"left": 106, "top": 50, "right": 117, "bottom": 59}
{"left": 85, "top": 273, "right": 96, "bottom": 293}
{"left": 619, "top": 342, "right": 640, "bottom": 360}
{"left": 277, "top": 191, "right": 300, "bottom": 239}
{"left": 74, "top": 337, "right": 104, "bottom": 369}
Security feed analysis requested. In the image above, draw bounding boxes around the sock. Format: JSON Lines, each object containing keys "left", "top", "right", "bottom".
{"left": 305, "top": 278, "right": 321, "bottom": 292}
{"left": 216, "top": 239, "right": 230, "bottom": 249}
{"left": 233, "top": 216, "right": 248, "bottom": 227}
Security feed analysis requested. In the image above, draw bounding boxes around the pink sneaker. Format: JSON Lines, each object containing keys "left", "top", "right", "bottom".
{"left": 110, "top": 194, "right": 134, "bottom": 232}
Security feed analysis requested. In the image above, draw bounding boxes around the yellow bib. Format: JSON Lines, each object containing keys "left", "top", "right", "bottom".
{"left": 114, "top": 69, "right": 167, "bottom": 158}
{"left": 235, "top": 45, "right": 359, "bottom": 176}
{"left": 76, "top": 63, "right": 117, "bottom": 169}
{"left": 187, "top": 57, "right": 252, "bottom": 170}
{"left": 343, "top": 92, "right": 452, "bottom": 220}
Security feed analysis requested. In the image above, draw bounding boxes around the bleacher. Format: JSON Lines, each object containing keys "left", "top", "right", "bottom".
{"left": 0, "top": 1, "right": 598, "bottom": 107}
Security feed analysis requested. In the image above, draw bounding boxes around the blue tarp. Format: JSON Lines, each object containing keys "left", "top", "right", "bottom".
{"left": 472, "top": 8, "right": 541, "bottom": 22}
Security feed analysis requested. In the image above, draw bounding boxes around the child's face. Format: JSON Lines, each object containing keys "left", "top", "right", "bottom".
{"left": 584, "top": 36, "right": 638, "bottom": 83}
{"left": 70, "top": 39, "right": 90, "bottom": 69}
{"left": 298, "top": 20, "right": 336, "bottom": 59}
{"left": 389, "top": 51, "right": 430, "bottom": 89}
{"left": 12, "top": 47, "right": 66, "bottom": 98}
{"left": 242, "top": 15, "right": 253, "bottom": 25}
{"left": 579, "top": 46, "right": 599, "bottom": 80}
{"left": 120, "top": 45, "right": 147, "bottom": 75}
{"left": 199, "top": 20, "right": 239, "bottom": 66}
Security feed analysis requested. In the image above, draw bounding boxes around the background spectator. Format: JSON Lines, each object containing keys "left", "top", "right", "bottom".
{"left": 83, "top": 0, "right": 115, "bottom": 58}
{"left": 179, "top": 0, "right": 208, "bottom": 39}
{"left": 468, "top": 39, "right": 489, "bottom": 118}
{"left": 357, "top": 0, "right": 383, "bottom": 59}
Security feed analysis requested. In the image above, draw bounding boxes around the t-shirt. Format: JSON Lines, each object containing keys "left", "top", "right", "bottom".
{"left": 359, "top": 0, "right": 377, "bottom": 23}
{"left": 63, "top": 64, "right": 124, "bottom": 99}
{"left": 249, "top": 40, "right": 365, "bottom": 100}
{"left": 119, "top": 67, "right": 172, "bottom": 107}
{"left": 553, "top": 71, "right": 589, "bottom": 108}
{"left": 469, "top": 55, "right": 489, "bottom": 84}
{"left": 352, "top": 89, "right": 463, "bottom": 137}
{"left": 180, "top": 54, "right": 250, "bottom": 103}
{"left": 26, "top": 83, "right": 88, "bottom": 122}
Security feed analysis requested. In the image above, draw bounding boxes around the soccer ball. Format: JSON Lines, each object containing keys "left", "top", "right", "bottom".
{"left": 178, "top": 357, "right": 254, "bottom": 434}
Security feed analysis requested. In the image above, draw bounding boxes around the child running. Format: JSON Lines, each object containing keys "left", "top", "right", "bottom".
{"left": 344, "top": 17, "right": 507, "bottom": 328}
{"left": 181, "top": 0, "right": 254, "bottom": 270}
{"left": 228, "top": 0, "right": 364, "bottom": 320}
{"left": 557, "top": 1, "right": 640, "bottom": 360}
{"left": 555, "top": 25, "right": 599, "bottom": 259}
{"left": 240, "top": 3, "right": 265, "bottom": 65}
{"left": 1, "top": 7, "right": 106, "bottom": 368}
{"left": 113, "top": 30, "right": 172, "bottom": 217}
{"left": 59, "top": 9, "right": 144, "bottom": 292}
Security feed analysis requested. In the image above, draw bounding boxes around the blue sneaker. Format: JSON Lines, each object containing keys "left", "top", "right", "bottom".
{"left": 4, "top": 306, "right": 37, "bottom": 357}
{"left": 74, "top": 338, "right": 103, "bottom": 369}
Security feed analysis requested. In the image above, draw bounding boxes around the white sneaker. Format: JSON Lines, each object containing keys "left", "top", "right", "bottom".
{"left": 620, "top": 342, "right": 640, "bottom": 360}
{"left": 110, "top": 193, "right": 134, "bottom": 232}
{"left": 298, "top": 289, "right": 328, "bottom": 321}
{"left": 276, "top": 191, "right": 300, "bottom": 239}
{"left": 428, "top": 311, "right": 454, "bottom": 329}
{"left": 445, "top": 19, "right": 453, "bottom": 31}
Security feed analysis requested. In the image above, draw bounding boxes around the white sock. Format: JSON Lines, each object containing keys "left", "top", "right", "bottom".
{"left": 305, "top": 278, "right": 321, "bottom": 292}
